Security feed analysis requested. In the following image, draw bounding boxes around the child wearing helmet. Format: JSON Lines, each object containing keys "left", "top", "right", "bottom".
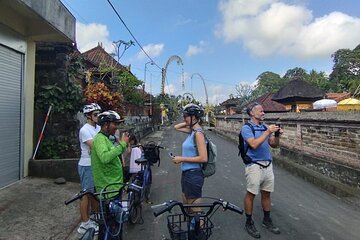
{"left": 173, "top": 103, "right": 208, "bottom": 213}
{"left": 91, "top": 110, "right": 130, "bottom": 196}
{"left": 77, "top": 103, "right": 101, "bottom": 234}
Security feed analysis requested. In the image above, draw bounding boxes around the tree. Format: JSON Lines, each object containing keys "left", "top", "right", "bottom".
{"left": 253, "top": 71, "right": 283, "bottom": 96}
{"left": 117, "top": 71, "right": 144, "bottom": 104}
{"left": 307, "top": 69, "right": 330, "bottom": 92}
{"left": 283, "top": 67, "right": 308, "bottom": 82}
{"left": 235, "top": 83, "right": 253, "bottom": 106}
{"left": 329, "top": 44, "right": 360, "bottom": 93}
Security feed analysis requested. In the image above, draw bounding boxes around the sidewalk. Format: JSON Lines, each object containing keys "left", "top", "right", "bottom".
{"left": 0, "top": 129, "right": 165, "bottom": 240}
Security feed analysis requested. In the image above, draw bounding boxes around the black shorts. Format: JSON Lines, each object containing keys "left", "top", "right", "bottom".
{"left": 181, "top": 169, "right": 204, "bottom": 199}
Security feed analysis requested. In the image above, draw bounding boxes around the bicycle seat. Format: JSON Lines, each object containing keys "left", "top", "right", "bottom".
{"left": 135, "top": 158, "right": 148, "bottom": 165}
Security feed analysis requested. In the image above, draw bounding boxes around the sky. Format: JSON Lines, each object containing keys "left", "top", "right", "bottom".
{"left": 61, "top": 0, "right": 360, "bottom": 105}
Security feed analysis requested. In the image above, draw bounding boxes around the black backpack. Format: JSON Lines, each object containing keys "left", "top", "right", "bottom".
{"left": 238, "top": 123, "right": 271, "bottom": 167}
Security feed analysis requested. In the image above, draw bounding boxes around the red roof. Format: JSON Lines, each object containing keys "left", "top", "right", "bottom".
{"left": 325, "top": 92, "right": 351, "bottom": 102}
{"left": 81, "top": 43, "right": 128, "bottom": 72}
{"left": 244, "top": 93, "right": 287, "bottom": 113}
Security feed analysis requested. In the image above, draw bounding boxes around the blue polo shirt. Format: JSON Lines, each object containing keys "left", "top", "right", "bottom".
{"left": 241, "top": 121, "right": 272, "bottom": 162}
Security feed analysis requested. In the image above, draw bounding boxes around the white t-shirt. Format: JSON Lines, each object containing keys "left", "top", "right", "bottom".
{"left": 78, "top": 123, "right": 100, "bottom": 166}
{"left": 129, "top": 147, "right": 143, "bottom": 173}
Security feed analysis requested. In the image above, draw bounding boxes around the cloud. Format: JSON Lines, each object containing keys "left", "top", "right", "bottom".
{"left": 76, "top": 22, "right": 114, "bottom": 53}
{"left": 186, "top": 41, "right": 207, "bottom": 57}
{"left": 164, "top": 84, "right": 177, "bottom": 95}
{"left": 137, "top": 43, "right": 165, "bottom": 60}
{"left": 216, "top": 0, "right": 360, "bottom": 58}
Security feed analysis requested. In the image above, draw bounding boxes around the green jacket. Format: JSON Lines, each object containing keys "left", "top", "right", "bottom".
{"left": 91, "top": 132, "right": 127, "bottom": 196}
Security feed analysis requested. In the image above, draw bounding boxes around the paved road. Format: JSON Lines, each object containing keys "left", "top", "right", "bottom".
{"left": 125, "top": 125, "right": 360, "bottom": 240}
{"left": 1, "top": 126, "right": 359, "bottom": 240}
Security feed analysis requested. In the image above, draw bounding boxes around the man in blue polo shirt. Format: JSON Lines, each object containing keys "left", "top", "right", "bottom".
{"left": 241, "top": 102, "right": 282, "bottom": 239}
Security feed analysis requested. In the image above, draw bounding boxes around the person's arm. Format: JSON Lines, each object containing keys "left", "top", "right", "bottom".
{"left": 245, "top": 124, "right": 279, "bottom": 149}
{"left": 269, "top": 127, "right": 283, "bottom": 148}
{"left": 174, "top": 122, "right": 191, "bottom": 133}
{"left": 93, "top": 136, "right": 127, "bottom": 164}
{"left": 173, "top": 131, "right": 207, "bottom": 164}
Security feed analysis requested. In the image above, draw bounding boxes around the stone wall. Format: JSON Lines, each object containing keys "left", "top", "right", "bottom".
{"left": 215, "top": 111, "right": 360, "bottom": 190}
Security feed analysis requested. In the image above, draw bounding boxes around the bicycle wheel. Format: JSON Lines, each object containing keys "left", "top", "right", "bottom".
{"left": 100, "top": 221, "right": 123, "bottom": 240}
{"left": 144, "top": 168, "right": 152, "bottom": 202}
{"left": 128, "top": 192, "right": 141, "bottom": 224}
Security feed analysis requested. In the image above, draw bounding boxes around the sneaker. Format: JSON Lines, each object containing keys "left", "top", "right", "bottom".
{"left": 245, "top": 220, "right": 261, "bottom": 238}
{"left": 262, "top": 219, "right": 280, "bottom": 234}
{"left": 77, "top": 220, "right": 99, "bottom": 235}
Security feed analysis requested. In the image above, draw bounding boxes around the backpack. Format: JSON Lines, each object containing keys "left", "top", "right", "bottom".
{"left": 193, "top": 129, "right": 217, "bottom": 177}
{"left": 238, "top": 123, "right": 270, "bottom": 167}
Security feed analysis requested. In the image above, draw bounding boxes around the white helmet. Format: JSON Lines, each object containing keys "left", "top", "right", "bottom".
{"left": 83, "top": 103, "right": 101, "bottom": 114}
{"left": 97, "top": 110, "right": 123, "bottom": 125}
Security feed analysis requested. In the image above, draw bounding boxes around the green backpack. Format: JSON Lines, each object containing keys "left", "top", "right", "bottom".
{"left": 194, "top": 129, "right": 217, "bottom": 177}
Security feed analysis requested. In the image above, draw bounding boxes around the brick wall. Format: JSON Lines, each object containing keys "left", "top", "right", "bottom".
{"left": 215, "top": 111, "right": 360, "bottom": 189}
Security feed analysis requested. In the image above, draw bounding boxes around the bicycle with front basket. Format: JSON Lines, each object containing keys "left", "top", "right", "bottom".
{"left": 65, "top": 182, "right": 141, "bottom": 240}
{"left": 127, "top": 142, "right": 164, "bottom": 224}
{"left": 151, "top": 198, "right": 243, "bottom": 240}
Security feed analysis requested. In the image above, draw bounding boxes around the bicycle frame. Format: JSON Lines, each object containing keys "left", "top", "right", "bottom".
{"left": 65, "top": 183, "right": 141, "bottom": 240}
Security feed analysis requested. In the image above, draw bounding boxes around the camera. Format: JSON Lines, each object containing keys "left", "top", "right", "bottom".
{"left": 275, "top": 124, "right": 281, "bottom": 137}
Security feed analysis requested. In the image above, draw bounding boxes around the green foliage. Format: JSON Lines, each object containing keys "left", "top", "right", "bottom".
{"left": 118, "top": 71, "right": 144, "bottom": 104}
{"left": 36, "top": 138, "right": 70, "bottom": 159}
{"left": 35, "top": 80, "right": 83, "bottom": 114}
{"left": 329, "top": 45, "right": 360, "bottom": 93}
{"left": 253, "top": 71, "right": 283, "bottom": 96}
{"left": 35, "top": 54, "right": 84, "bottom": 114}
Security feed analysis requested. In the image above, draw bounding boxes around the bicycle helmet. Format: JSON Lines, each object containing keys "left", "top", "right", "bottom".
{"left": 183, "top": 103, "right": 204, "bottom": 118}
{"left": 83, "top": 103, "right": 102, "bottom": 114}
{"left": 97, "top": 110, "right": 123, "bottom": 125}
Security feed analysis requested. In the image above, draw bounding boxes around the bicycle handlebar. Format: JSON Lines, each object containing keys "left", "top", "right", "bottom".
{"left": 131, "top": 144, "right": 164, "bottom": 149}
{"left": 151, "top": 199, "right": 243, "bottom": 218}
{"left": 64, "top": 183, "right": 142, "bottom": 205}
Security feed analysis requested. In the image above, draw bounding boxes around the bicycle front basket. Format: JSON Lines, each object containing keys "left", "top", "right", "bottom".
{"left": 167, "top": 214, "right": 214, "bottom": 240}
{"left": 143, "top": 142, "right": 160, "bottom": 164}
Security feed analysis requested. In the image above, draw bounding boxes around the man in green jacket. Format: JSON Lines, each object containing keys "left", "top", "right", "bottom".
{"left": 91, "top": 110, "right": 129, "bottom": 195}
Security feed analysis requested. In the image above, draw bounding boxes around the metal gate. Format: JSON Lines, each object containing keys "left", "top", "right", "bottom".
{"left": 0, "top": 44, "right": 23, "bottom": 188}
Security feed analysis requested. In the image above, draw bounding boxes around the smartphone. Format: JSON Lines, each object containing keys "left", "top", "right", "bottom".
{"left": 168, "top": 152, "right": 175, "bottom": 158}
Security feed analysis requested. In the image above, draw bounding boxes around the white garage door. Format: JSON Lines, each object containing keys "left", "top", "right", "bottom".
{"left": 0, "top": 44, "right": 23, "bottom": 188}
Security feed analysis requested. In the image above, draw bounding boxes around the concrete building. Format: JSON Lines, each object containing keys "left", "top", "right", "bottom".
{"left": 0, "top": 0, "right": 75, "bottom": 188}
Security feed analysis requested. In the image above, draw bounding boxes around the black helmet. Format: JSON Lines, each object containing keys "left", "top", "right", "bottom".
{"left": 183, "top": 103, "right": 204, "bottom": 118}
{"left": 97, "top": 110, "right": 123, "bottom": 125}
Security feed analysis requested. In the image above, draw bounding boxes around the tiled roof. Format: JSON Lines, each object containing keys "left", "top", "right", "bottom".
{"left": 272, "top": 77, "right": 324, "bottom": 103}
{"left": 325, "top": 92, "right": 351, "bottom": 102}
{"left": 220, "top": 97, "right": 240, "bottom": 106}
{"left": 240, "top": 93, "right": 287, "bottom": 113}
{"left": 81, "top": 44, "right": 128, "bottom": 72}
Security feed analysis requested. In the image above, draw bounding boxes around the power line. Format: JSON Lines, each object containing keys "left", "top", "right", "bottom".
{"left": 106, "top": 0, "right": 162, "bottom": 70}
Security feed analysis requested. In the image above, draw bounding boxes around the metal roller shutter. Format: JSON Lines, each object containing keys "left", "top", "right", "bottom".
{"left": 0, "top": 44, "right": 23, "bottom": 188}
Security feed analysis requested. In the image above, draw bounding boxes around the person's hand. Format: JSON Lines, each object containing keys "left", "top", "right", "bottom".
{"left": 120, "top": 132, "right": 130, "bottom": 144}
{"left": 267, "top": 124, "right": 280, "bottom": 134}
{"left": 172, "top": 156, "right": 182, "bottom": 164}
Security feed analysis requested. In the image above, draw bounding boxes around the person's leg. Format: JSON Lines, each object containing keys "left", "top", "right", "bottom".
{"left": 260, "top": 165, "right": 280, "bottom": 234}
{"left": 244, "top": 165, "right": 261, "bottom": 238}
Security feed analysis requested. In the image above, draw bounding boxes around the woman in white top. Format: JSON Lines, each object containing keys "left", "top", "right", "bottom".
{"left": 128, "top": 134, "right": 143, "bottom": 175}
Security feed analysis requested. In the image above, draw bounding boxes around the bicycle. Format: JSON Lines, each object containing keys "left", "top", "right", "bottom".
{"left": 151, "top": 198, "right": 243, "bottom": 240}
{"left": 127, "top": 142, "right": 164, "bottom": 224}
{"left": 65, "top": 182, "right": 141, "bottom": 240}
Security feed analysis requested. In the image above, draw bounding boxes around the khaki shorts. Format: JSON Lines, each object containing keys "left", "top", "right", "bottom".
{"left": 245, "top": 162, "right": 274, "bottom": 195}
